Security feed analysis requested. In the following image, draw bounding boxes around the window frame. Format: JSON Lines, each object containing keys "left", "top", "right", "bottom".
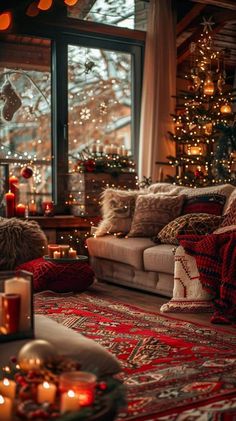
{"left": 0, "top": 16, "right": 145, "bottom": 212}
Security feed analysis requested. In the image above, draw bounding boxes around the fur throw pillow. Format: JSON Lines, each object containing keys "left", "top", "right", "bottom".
{"left": 0, "top": 217, "right": 48, "bottom": 270}
{"left": 95, "top": 188, "right": 145, "bottom": 236}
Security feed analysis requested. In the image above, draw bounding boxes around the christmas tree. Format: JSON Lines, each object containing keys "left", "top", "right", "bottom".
{"left": 166, "top": 18, "right": 236, "bottom": 187}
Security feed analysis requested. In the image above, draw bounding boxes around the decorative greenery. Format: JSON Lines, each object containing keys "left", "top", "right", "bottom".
{"left": 71, "top": 146, "right": 136, "bottom": 175}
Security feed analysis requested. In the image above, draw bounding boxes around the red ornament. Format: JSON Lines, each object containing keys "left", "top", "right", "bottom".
{"left": 195, "top": 169, "right": 204, "bottom": 178}
{"left": 85, "top": 159, "right": 96, "bottom": 172}
{"left": 21, "top": 166, "right": 33, "bottom": 179}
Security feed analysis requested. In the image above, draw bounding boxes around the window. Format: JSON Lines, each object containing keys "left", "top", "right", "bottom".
{"left": 0, "top": 5, "right": 144, "bottom": 214}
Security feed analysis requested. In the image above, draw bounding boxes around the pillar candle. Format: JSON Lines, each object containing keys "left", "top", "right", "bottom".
{"left": 4, "top": 277, "right": 31, "bottom": 332}
{"left": 53, "top": 251, "right": 61, "bottom": 259}
{"left": 60, "top": 390, "right": 80, "bottom": 414}
{"left": 5, "top": 191, "right": 15, "bottom": 218}
{"left": 37, "top": 381, "right": 56, "bottom": 404}
{"left": 0, "top": 378, "right": 16, "bottom": 399}
{"left": 28, "top": 200, "right": 37, "bottom": 216}
{"left": 59, "top": 245, "right": 70, "bottom": 258}
{"left": 9, "top": 175, "right": 19, "bottom": 204}
{"left": 48, "top": 244, "right": 60, "bottom": 258}
{"left": 0, "top": 395, "right": 12, "bottom": 421}
{"left": 68, "top": 249, "right": 77, "bottom": 259}
{"left": 2, "top": 294, "right": 21, "bottom": 334}
{"left": 15, "top": 203, "right": 26, "bottom": 218}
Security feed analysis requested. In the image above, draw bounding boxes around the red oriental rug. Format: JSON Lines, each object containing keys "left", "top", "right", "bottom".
{"left": 34, "top": 285, "right": 236, "bottom": 420}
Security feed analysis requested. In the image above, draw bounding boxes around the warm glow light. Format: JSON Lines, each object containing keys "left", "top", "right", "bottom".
{"left": 203, "top": 73, "right": 214, "bottom": 96}
{"left": 220, "top": 104, "right": 232, "bottom": 114}
{"left": 0, "top": 12, "right": 12, "bottom": 31}
{"left": 64, "top": 0, "right": 79, "bottom": 5}
{"left": 38, "top": 0, "right": 53, "bottom": 11}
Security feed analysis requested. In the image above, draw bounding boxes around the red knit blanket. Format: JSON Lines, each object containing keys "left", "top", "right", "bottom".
{"left": 178, "top": 231, "right": 236, "bottom": 324}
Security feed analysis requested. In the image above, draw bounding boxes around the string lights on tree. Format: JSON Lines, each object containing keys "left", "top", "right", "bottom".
{"left": 167, "top": 17, "right": 236, "bottom": 187}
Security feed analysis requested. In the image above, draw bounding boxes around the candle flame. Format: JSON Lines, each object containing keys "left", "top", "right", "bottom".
{"left": 68, "top": 390, "right": 75, "bottom": 397}
{"left": 0, "top": 395, "right": 4, "bottom": 404}
{"left": 3, "top": 378, "right": 10, "bottom": 386}
{"left": 43, "top": 381, "right": 50, "bottom": 389}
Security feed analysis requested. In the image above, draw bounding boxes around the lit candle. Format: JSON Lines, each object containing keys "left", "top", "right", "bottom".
{"left": 90, "top": 143, "right": 97, "bottom": 153}
{"left": 2, "top": 294, "right": 21, "bottom": 334}
{"left": 15, "top": 203, "right": 26, "bottom": 218}
{"left": 60, "top": 390, "right": 80, "bottom": 414}
{"left": 4, "top": 277, "right": 31, "bottom": 332}
{"left": 104, "top": 145, "right": 111, "bottom": 154}
{"left": 0, "top": 395, "right": 12, "bottom": 421}
{"left": 59, "top": 372, "right": 97, "bottom": 407}
{"left": 28, "top": 200, "right": 37, "bottom": 215}
{"left": 9, "top": 175, "right": 19, "bottom": 203}
{"left": 68, "top": 248, "right": 77, "bottom": 259}
{"left": 5, "top": 191, "right": 15, "bottom": 218}
{"left": 97, "top": 143, "right": 103, "bottom": 153}
{"left": 42, "top": 201, "right": 54, "bottom": 216}
{"left": 37, "top": 381, "right": 56, "bottom": 404}
{"left": 53, "top": 251, "right": 61, "bottom": 259}
{"left": 0, "top": 378, "right": 16, "bottom": 399}
{"left": 118, "top": 145, "right": 125, "bottom": 156}
{"left": 48, "top": 244, "right": 60, "bottom": 258}
{"left": 59, "top": 245, "right": 70, "bottom": 258}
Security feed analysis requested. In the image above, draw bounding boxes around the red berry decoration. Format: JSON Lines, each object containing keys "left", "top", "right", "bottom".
{"left": 98, "top": 381, "right": 107, "bottom": 391}
{"left": 21, "top": 166, "right": 33, "bottom": 179}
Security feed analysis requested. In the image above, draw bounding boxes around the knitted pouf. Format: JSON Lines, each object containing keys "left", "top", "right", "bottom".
{"left": 17, "top": 257, "right": 94, "bottom": 293}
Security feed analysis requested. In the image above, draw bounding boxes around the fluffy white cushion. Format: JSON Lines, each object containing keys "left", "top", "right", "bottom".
{"left": 96, "top": 188, "right": 145, "bottom": 236}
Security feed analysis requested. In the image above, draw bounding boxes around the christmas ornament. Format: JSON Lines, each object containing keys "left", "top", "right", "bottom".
{"left": 200, "top": 16, "right": 215, "bottom": 33}
{"left": 21, "top": 166, "right": 33, "bottom": 179}
{"left": 84, "top": 159, "right": 96, "bottom": 172}
{"left": 220, "top": 103, "right": 232, "bottom": 114}
{"left": 1, "top": 80, "right": 22, "bottom": 121}
{"left": 203, "top": 72, "right": 214, "bottom": 95}
{"left": 18, "top": 340, "right": 57, "bottom": 371}
{"left": 191, "top": 75, "right": 201, "bottom": 92}
{"left": 195, "top": 169, "right": 204, "bottom": 178}
{"left": 217, "top": 74, "right": 225, "bottom": 93}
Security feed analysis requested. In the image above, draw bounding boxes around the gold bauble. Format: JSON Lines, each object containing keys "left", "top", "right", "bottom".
{"left": 18, "top": 340, "right": 57, "bottom": 371}
{"left": 220, "top": 104, "right": 232, "bottom": 114}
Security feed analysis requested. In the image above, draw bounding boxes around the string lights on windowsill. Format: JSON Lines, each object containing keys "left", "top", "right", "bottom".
{"left": 0, "top": 0, "right": 79, "bottom": 31}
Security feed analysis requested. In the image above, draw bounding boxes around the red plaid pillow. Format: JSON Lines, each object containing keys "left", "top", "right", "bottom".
{"left": 16, "top": 257, "right": 94, "bottom": 293}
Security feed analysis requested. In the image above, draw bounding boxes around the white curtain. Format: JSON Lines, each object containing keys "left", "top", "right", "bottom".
{"left": 138, "top": 0, "right": 176, "bottom": 182}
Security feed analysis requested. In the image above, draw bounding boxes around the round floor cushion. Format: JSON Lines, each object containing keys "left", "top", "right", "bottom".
{"left": 17, "top": 257, "right": 94, "bottom": 293}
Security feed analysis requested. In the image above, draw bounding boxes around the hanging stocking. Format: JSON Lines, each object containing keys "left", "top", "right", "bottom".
{"left": 1, "top": 80, "right": 22, "bottom": 121}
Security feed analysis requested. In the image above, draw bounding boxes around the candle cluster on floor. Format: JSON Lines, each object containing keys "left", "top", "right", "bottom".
{"left": 0, "top": 275, "right": 31, "bottom": 336}
{"left": 47, "top": 244, "right": 77, "bottom": 259}
{"left": 0, "top": 339, "right": 116, "bottom": 420}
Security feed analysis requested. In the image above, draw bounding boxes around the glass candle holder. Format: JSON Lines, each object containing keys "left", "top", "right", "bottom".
{"left": 59, "top": 371, "right": 97, "bottom": 406}
{"left": 42, "top": 201, "right": 54, "bottom": 216}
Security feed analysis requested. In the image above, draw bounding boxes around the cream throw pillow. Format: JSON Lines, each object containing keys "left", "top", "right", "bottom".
{"left": 128, "top": 194, "right": 185, "bottom": 237}
{"left": 95, "top": 188, "right": 144, "bottom": 236}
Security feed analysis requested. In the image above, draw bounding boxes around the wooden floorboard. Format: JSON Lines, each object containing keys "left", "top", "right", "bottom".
{"left": 91, "top": 280, "right": 236, "bottom": 334}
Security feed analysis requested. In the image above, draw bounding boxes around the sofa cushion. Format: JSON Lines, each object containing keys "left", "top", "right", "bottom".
{"left": 148, "top": 182, "right": 184, "bottom": 195}
{"left": 87, "top": 235, "right": 155, "bottom": 270}
{"left": 182, "top": 194, "right": 226, "bottom": 215}
{"left": 154, "top": 213, "right": 222, "bottom": 245}
{"left": 143, "top": 244, "right": 175, "bottom": 274}
{"left": 95, "top": 188, "right": 144, "bottom": 236}
{"left": 181, "top": 184, "right": 235, "bottom": 214}
{"left": 220, "top": 198, "right": 236, "bottom": 227}
{"left": 128, "top": 194, "right": 185, "bottom": 237}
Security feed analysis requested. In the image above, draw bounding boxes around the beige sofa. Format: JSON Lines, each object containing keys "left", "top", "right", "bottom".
{"left": 87, "top": 183, "right": 236, "bottom": 298}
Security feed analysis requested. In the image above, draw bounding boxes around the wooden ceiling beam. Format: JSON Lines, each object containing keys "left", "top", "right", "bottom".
{"left": 177, "top": 3, "right": 206, "bottom": 36}
{"left": 189, "top": 0, "right": 236, "bottom": 11}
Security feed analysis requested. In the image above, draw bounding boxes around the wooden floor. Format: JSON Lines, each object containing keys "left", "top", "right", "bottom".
{"left": 92, "top": 280, "right": 236, "bottom": 334}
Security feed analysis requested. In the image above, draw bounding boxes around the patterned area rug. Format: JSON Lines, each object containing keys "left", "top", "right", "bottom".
{"left": 34, "top": 285, "right": 236, "bottom": 420}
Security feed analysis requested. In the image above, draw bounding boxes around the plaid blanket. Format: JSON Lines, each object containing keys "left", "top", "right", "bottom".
{"left": 178, "top": 231, "right": 236, "bottom": 324}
